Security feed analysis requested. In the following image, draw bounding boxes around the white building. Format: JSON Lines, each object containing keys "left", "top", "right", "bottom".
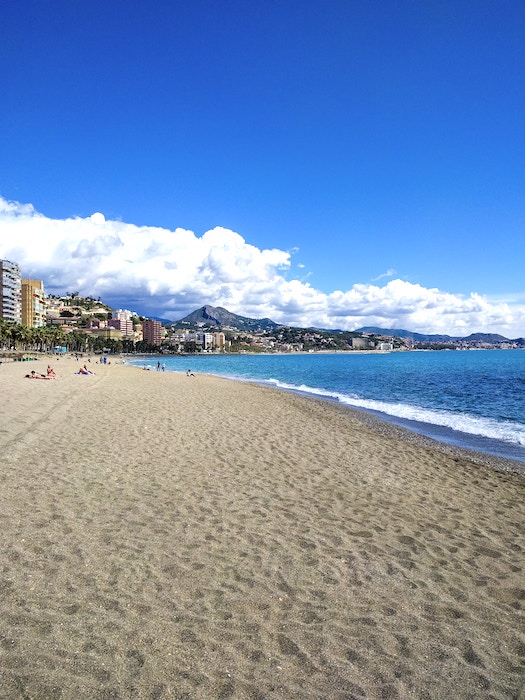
{"left": 0, "top": 259, "right": 22, "bottom": 323}
{"left": 114, "top": 308, "right": 133, "bottom": 322}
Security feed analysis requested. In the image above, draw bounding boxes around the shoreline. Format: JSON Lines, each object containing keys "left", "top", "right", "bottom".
{"left": 125, "top": 355, "right": 525, "bottom": 474}
{"left": 1, "top": 356, "right": 524, "bottom": 698}
{"left": 310, "top": 394, "right": 525, "bottom": 478}
{"left": 4, "top": 350, "right": 525, "bottom": 475}
{"left": 260, "top": 380, "right": 525, "bottom": 475}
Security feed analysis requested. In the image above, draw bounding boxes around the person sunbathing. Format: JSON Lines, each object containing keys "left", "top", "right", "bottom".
{"left": 26, "top": 370, "right": 52, "bottom": 380}
{"left": 47, "top": 365, "right": 57, "bottom": 377}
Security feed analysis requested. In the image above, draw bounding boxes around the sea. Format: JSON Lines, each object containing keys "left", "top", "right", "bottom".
{"left": 127, "top": 350, "right": 525, "bottom": 464}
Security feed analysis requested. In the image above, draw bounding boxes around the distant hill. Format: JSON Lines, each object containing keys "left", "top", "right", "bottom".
{"left": 169, "top": 309, "right": 520, "bottom": 343}
{"left": 174, "top": 305, "right": 280, "bottom": 332}
{"left": 356, "top": 327, "right": 513, "bottom": 343}
{"left": 463, "top": 332, "right": 511, "bottom": 343}
{"left": 356, "top": 327, "right": 456, "bottom": 342}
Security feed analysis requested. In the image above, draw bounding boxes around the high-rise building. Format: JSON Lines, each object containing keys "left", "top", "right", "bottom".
{"left": 108, "top": 318, "right": 134, "bottom": 337}
{"left": 143, "top": 319, "right": 163, "bottom": 346}
{"left": 22, "top": 279, "right": 46, "bottom": 327}
{"left": 0, "top": 259, "right": 22, "bottom": 323}
{"left": 212, "top": 332, "right": 225, "bottom": 350}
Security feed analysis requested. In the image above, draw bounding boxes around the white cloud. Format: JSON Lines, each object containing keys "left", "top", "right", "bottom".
{"left": 1, "top": 196, "right": 524, "bottom": 337}
{"left": 371, "top": 268, "right": 397, "bottom": 282}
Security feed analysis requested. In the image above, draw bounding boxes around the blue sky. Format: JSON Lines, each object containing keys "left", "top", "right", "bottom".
{"left": 1, "top": 0, "right": 524, "bottom": 335}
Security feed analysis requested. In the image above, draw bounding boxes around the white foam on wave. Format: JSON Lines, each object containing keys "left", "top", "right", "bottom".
{"left": 264, "top": 378, "right": 525, "bottom": 447}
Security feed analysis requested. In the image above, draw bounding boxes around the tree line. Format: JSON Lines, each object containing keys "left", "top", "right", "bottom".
{"left": 0, "top": 319, "right": 154, "bottom": 355}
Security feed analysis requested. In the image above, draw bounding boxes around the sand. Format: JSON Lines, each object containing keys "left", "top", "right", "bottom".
{"left": 0, "top": 355, "right": 524, "bottom": 700}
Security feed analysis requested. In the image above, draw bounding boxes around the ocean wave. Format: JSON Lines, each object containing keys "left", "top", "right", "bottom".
{"left": 264, "top": 378, "right": 525, "bottom": 447}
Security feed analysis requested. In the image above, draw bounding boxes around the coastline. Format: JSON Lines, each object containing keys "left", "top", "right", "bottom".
{"left": 127, "top": 351, "right": 525, "bottom": 470}
{"left": 1, "top": 356, "right": 524, "bottom": 699}
{"left": 250, "top": 377, "right": 525, "bottom": 476}
{"left": 330, "top": 401, "right": 525, "bottom": 478}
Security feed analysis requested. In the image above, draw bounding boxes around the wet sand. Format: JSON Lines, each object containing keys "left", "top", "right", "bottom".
{"left": 0, "top": 356, "right": 524, "bottom": 699}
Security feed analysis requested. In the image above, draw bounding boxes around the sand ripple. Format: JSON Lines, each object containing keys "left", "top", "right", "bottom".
{"left": 0, "top": 359, "right": 524, "bottom": 698}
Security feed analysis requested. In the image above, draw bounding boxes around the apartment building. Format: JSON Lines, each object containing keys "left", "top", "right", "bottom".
{"left": 212, "top": 332, "right": 225, "bottom": 350}
{"left": 22, "top": 279, "right": 46, "bottom": 327}
{"left": 0, "top": 259, "right": 22, "bottom": 323}
{"left": 108, "top": 318, "right": 134, "bottom": 337}
{"left": 143, "top": 319, "right": 163, "bottom": 346}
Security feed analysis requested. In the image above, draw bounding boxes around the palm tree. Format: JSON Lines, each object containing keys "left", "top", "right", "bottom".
{"left": 11, "top": 324, "right": 30, "bottom": 350}
{"left": 46, "top": 326, "right": 66, "bottom": 352}
{"left": 0, "top": 319, "right": 15, "bottom": 350}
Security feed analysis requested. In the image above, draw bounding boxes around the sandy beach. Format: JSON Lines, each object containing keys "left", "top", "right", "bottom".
{"left": 0, "top": 355, "right": 524, "bottom": 699}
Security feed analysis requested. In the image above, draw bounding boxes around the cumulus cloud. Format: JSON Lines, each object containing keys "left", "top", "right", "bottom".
{"left": 1, "top": 196, "right": 524, "bottom": 337}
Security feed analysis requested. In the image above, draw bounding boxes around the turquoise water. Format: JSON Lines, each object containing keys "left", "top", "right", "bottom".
{"left": 128, "top": 350, "right": 525, "bottom": 463}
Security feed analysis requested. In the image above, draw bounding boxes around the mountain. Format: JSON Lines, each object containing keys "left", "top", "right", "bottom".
{"left": 356, "top": 327, "right": 456, "bottom": 342}
{"left": 356, "top": 327, "right": 513, "bottom": 343}
{"left": 463, "top": 332, "right": 511, "bottom": 343}
{"left": 170, "top": 310, "right": 520, "bottom": 343}
{"left": 174, "top": 305, "right": 280, "bottom": 332}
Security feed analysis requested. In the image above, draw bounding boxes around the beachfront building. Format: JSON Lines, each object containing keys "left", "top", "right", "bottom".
{"left": 201, "top": 332, "right": 226, "bottom": 351}
{"left": 87, "top": 327, "right": 124, "bottom": 342}
{"left": 108, "top": 318, "right": 134, "bottom": 337}
{"left": 0, "top": 259, "right": 22, "bottom": 323}
{"left": 212, "top": 332, "right": 225, "bottom": 350}
{"left": 143, "top": 318, "right": 163, "bottom": 347}
{"left": 202, "top": 332, "right": 214, "bottom": 350}
{"left": 167, "top": 330, "right": 226, "bottom": 352}
{"left": 21, "top": 279, "right": 46, "bottom": 327}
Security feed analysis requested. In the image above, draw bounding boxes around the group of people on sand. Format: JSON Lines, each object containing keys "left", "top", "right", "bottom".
{"left": 25, "top": 365, "right": 57, "bottom": 380}
{"left": 25, "top": 363, "right": 96, "bottom": 379}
